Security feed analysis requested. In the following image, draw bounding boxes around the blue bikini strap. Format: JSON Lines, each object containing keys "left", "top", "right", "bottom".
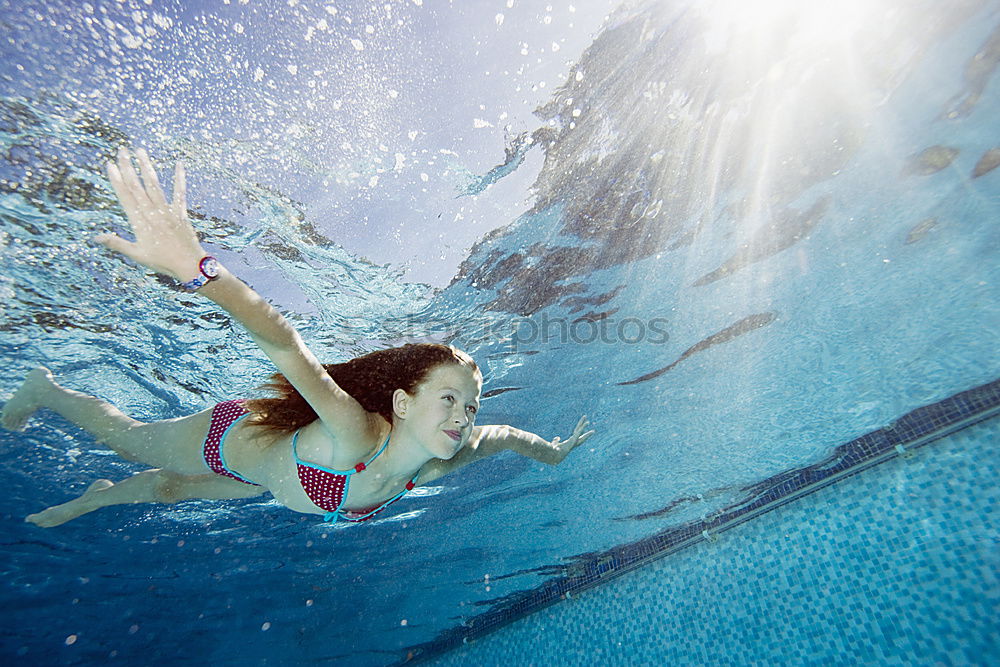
{"left": 324, "top": 470, "right": 420, "bottom": 523}
{"left": 218, "top": 413, "right": 258, "bottom": 485}
{"left": 293, "top": 433, "right": 391, "bottom": 474}
{"left": 364, "top": 434, "right": 392, "bottom": 465}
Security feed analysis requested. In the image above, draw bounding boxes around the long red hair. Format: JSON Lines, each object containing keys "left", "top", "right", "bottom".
{"left": 243, "top": 343, "right": 480, "bottom": 435}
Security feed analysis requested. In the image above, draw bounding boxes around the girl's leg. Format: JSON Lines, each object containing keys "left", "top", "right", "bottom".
{"left": 26, "top": 469, "right": 264, "bottom": 527}
{"left": 3, "top": 367, "right": 214, "bottom": 474}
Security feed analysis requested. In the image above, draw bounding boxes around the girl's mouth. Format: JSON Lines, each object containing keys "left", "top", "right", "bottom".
{"left": 444, "top": 430, "right": 461, "bottom": 441}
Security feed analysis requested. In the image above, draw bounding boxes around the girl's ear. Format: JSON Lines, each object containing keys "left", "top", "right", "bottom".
{"left": 392, "top": 388, "right": 410, "bottom": 420}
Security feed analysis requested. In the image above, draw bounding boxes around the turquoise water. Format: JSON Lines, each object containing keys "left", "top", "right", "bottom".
{"left": 2, "top": 0, "right": 999, "bottom": 664}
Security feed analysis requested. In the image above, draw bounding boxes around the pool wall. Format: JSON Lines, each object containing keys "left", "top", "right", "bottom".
{"left": 423, "top": 394, "right": 1000, "bottom": 665}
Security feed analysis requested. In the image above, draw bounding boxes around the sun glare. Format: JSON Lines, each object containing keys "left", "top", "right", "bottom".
{"left": 703, "top": 0, "right": 882, "bottom": 53}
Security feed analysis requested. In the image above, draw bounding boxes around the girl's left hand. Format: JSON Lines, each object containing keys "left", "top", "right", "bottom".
{"left": 96, "top": 147, "right": 206, "bottom": 283}
{"left": 549, "top": 415, "right": 595, "bottom": 463}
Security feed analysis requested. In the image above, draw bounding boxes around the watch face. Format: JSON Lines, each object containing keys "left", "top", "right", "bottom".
{"left": 200, "top": 257, "right": 220, "bottom": 278}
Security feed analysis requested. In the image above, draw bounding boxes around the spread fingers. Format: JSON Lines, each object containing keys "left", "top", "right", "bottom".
{"left": 106, "top": 161, "right": 149, "bottom": 234}
{"left": 135, "top": 148, "right": 170, "bottom": 210}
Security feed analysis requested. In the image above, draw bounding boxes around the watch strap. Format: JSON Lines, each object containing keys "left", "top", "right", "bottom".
{"left": 179, "top": 256, "right": 219, "bottom": 292}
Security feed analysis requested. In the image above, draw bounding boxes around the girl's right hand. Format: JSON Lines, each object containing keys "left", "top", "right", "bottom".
{"left": 97, "top": 147, "right": 207, "bottom": 283}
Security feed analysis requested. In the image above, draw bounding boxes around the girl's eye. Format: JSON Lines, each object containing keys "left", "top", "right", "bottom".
{"left": 443, "top": 395, "right": 455, "bottom": 403}
{"left": 467, "top": 405, "right": 478, "bottom": 415}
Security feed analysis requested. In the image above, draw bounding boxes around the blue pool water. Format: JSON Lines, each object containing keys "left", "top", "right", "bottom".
{"left": 436, "top": 409, "right": 1000, "bottom": 665}
{"left": 1, "top": 0, "right": 999, "bottom": 664}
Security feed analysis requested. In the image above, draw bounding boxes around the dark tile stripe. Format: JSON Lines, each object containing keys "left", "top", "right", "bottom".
{"left": 399, "top": 378, "right": 1000, "bottom": 665}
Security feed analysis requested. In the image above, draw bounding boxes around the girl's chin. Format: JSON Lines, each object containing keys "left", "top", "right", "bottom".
{"left": 436, "top": 441, "right": 463, "bottom": 459}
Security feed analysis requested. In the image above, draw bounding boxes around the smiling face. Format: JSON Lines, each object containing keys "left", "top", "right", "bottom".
{"left": 394, "top": 363, "right": 482, "bottom": 459}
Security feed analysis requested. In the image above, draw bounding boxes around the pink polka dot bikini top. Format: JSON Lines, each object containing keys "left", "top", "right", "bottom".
{"left": 292, "top": 431, "right": 417, "bottom": 523}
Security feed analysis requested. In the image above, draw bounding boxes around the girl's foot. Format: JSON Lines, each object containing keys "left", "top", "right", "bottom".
{"left": 2, "top": 367, "right": 54, "bottom": 431}
{"left": 26, "top": 479, "right": 114, "bottom": 527}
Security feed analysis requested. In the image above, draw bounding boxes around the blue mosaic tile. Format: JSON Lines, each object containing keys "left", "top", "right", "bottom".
{"left": 401, "top": 377, "right": 1000, "bottom": 665}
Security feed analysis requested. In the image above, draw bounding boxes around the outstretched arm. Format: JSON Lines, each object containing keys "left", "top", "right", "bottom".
{"left": 98, "top": 148, "right": 374, "bottom": 440}
{"left": 419, "top": 416, "right": 594, "bottom": 483}
{"left": 476, "top": 416, "right": 595, "bottom": 465}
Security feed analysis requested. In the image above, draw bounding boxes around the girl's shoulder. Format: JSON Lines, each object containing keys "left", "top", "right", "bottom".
{"left": 296, "top": 413, "right": 389, "bottom": 468}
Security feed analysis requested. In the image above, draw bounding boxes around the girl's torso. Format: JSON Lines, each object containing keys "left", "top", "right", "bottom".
{"left": 224, "top": 416, "right": 419, "bottom": 517}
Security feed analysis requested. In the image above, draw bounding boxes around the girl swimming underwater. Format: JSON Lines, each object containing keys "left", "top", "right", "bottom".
{"left": 2, "top": 148, "right": 594, "bottom": 527}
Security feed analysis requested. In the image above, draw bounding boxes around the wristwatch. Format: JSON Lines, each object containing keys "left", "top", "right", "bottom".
{"left": 179, "top": 256, "right": 221, "bottom": 291}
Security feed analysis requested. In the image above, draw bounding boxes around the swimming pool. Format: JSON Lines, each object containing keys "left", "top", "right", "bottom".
{"left": 1, "top": 0, "right": 998, "bottom": 664}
